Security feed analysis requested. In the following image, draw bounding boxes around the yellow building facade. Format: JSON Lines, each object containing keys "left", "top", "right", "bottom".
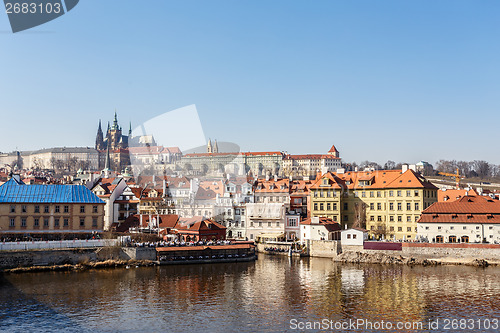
{"left": 309, "top": 169, "right": 438, "bottom": 240}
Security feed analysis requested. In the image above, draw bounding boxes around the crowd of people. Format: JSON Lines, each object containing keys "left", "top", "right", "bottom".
{"left": 129, "top": 239, "right": 234, "bottom": 248}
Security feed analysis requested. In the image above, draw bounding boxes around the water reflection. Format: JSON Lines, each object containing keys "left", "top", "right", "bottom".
{"left": 1, "top": 256, "right": 499, "bottom": 332}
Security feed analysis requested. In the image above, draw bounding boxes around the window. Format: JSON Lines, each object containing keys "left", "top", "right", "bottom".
{"left": 370, "top": 191, "right": 374, "bottom": 198}
{"left": 44, "top": 218, "right": 49, "bottom": 227}
{"left": 397, "top": 190, "right": 402, "bottom": 197}
{"left": 10, "top": 205, "right": 15, "bottom": 213}
{"left": 276, "top": 221, "right": 280, "bottom": 227}
{"left": 389, "top": 216, "right": 394, "bottom": 222}
{"left": 344, "top": 215, "right": 348, "bottom": 221}
{"left": 389, "top": 190, "right": 394, "bottom": 197}
{"left": 44, "top": 206, "right": 49, "bottom": 213}
{"left": 314, "top": 203, "right": 318, "bottom": 210}
{"left": 347, "top": 234, "right": 351, "bottom": 239}
{"left": 425, "top": 226, "right": 429, "bottom": 230}
{"left": 54, "top": 218, "right": 60, "bottom": 227}
{"left": 64, "top": 218, "right": 69, "bottom": 226}
{"left": 258, "top": 222, "right": 262, "bottom": 227}
{"left": 320, "top": 203, "right": 324, "bottom": 211}
{"left": 22, "top": 205, "right": 27, "bottom": 213}
{"left": 377, "top": 216, "right": 382, "bottom": 222}
{"left": 406, "top": 190, "right": 411, "bottom": 197}
{"left": 289, "top": 218, "right": 297, "bottom": 227}
{"left": 397, "top": 203, "right": 402, "bottom": 211}
{"left": 377, "top": 191, "right": 381, "bottom": 198}
{"left": 398, "top": 227, "right": 402, "bottom": 231}
{"left": 55, "top": 205, "right": 60, "bottom": 213}
{"left": 370, "top": 203, "right": 374, "bottom": 210}
{"left": 34, "top": 218, "right": 39, "bottom": 227}
{"left": 397, "top": 216, "right": 402, "bottom": 222}
{"left": 21, "top": 218, "right": 26, "bottom": 227}
{"left": 406, "top": 203, "right": 411, "bottom": 211}
{"left": 327, "top": 203, "right": 331, "bottom": 210}
{"left": 390, "top": 227, "right": 394, "bottom": 231}
{"left": 80, "top": 218, "right": 85, "bottom": 227}
{"left": 389, "top": 203, "right": 394, "bottom": 210}
{"left": 34, "top": 205, "right": 40, "bottom": 213}
{"left": 343, "top": 203, "right": 348, "bottom": 210}
{"left": 64, "top": 205, "right": 69, "bottom": 213}
{"left": 361, "top": 192, "right": 366, "bottom": 198}
{"left": 80, "top": 206, "right": 85, "bottom": 213}
{"left": 9, "top": 218, "right": 15, "bottom": 227}
{"left": 93, "top": 206, "right": 98, "bottom": 213}
{"left": 377, "top": 203, "right": 381, "bottom": 210}
{"left": 370, "top": 216, "right": 374, "bottom": 221}
{"left": 407, "top": 216, "right": 411, "bottom": 222}
{"left": 333, "top": 203, "right": 337, "bottom": 210}
{"left": 414, "top": 190, "right": 419, "bottom": 197}
{"left": 414, "top": 203, "right": 419, "bottom": 210}
{"left": 353, "top": 234, "right": 357, "bottom": 239}
{"left": 370, "top": 226, "right": 375, "bottom": 230}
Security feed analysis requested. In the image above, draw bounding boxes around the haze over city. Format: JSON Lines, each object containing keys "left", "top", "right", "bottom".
{"left": 1, "top": 0, "right": 500, "bottom": 164}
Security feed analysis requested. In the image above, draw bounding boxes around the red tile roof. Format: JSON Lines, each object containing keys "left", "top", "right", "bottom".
{"left": 310, "top": 169, "right": 437, "bottom": 190}
{"left": 437, "top": 188, "right": 479, "bottom": 202}
{"left": 328, "top": 145, "right": 339, "bottom": 154}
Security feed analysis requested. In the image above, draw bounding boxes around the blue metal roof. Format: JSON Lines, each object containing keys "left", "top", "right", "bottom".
{"left": 0, "top": 178, "right": 105, "bottom": 204}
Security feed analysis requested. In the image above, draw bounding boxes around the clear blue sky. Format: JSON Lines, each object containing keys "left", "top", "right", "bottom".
{"left": 1, "top": 0, "right": 500, "bottom": 165}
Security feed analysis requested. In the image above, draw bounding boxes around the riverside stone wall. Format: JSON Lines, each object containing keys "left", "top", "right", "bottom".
{"left": 0, "top": 247, "right": 157, "bottom": 270}
{"left": 339, "top": 242, "right": 500, "bottom": 263}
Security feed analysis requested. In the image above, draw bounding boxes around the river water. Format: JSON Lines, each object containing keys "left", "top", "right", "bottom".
{"left": 1, "top": 255, "right": 499, "bottom": 332}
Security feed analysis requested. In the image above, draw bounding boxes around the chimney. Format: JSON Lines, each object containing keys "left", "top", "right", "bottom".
{"left": 312, "top": 216, "right": 319, "bottom": 224}
{"left": 402, "top": 164, "right": 409, "bottom": 173}
{"left": 274, "top": 174, "right": 278, "bottom": 181}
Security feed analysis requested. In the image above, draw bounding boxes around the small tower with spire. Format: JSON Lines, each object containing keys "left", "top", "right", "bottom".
{"left": 213, "top": 139, "right": 219, "bottom": 153}
{"left": 207, "top": 139, "right": 213, "bottom": 153}
{"left": 102, "top": 142, "right": 112, "bottom": 178}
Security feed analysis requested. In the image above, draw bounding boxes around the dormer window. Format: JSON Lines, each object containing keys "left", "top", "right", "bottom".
{"left": 322, "top": 179, "right": 328, "bottom": 185}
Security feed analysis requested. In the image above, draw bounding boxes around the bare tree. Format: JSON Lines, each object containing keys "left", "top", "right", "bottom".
{"left": 353, "top": 202, "right": 367, "bottom": 229}
{"left": 473, "top": 160, "right": 490, "bottom": 179}
{"left": 383, "top": 160, "right": 396, "bottom": 170}
{"left": 372, "top": 223, "right": 387, "bottom": 240}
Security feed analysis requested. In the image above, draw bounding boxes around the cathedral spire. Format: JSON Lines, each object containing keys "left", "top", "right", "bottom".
{"left": 129, "top": 122, "right": 132, "bottom": 137}
{"left": 112, "top": 110, "right": 119, "bottom": 130}
{"left": 95, "top": 119, "right": 104, "bottom": 150}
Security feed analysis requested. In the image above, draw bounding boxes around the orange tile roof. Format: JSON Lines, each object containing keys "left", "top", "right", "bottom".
{"left": 437, "top": 188, "right": 479, "bottom": 202}
{"left": 284, "top": 154, "right": 340, "bottom": 160}
{"left": 310, "top": 169, "right": 437, "bottom": 190}
{"left": 184, "top": 151, "right": 283, "bottom": 157}
{"left": 422, "top": 195, "right": 500, "bottom": 214}
{"left": 328, "top": 144, "right": 339, "bottom": 154}
{"left": 255, "top": 178, "right": 290, "bottom": 193}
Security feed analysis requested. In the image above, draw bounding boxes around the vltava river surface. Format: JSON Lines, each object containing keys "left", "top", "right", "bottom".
{"left": 1, "top": 255, "right": 499, "bottom": 332}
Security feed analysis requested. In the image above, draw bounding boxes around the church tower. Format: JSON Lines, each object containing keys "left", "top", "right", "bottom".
{"left": 95, "top": 120, "right": 105, "bottom": 150}
{"left": 207, "top": 139, "right": 213, "bottom": 153}
{"left": 213, "top": 139, "right": 219, "bottom": 153}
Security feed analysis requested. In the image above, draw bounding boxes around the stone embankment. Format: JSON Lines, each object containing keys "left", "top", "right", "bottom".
{"left": 3, "top": 259, "right": 156, "bottom": 273}
{"left": 335, "top": 251, "right": 491, "bottom": 267}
